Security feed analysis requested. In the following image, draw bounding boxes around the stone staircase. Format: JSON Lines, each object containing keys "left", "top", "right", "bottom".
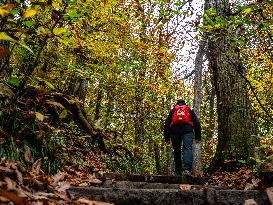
{"left": 68, "top": 173, "right": 270, "bottom": 205}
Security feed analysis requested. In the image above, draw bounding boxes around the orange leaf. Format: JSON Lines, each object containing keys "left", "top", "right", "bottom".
{"left": 0, "top": 189, "right": 31, "bottom": 205}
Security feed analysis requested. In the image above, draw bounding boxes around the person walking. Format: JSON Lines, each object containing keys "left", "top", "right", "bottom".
{"left": 164, "top": 99, "right": 201, "bottom": 176}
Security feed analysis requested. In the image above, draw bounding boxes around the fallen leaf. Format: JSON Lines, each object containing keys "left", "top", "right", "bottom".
{"left": 179, "top": 184, "right": 191, "bottom": 191}
{"left": 77, "top": 198, "right": 114, "bottom": 205}
{"left": 16, "top": 169, "right": 24, "bottom": 185}
{"left": 52, "top": 171, "right": 65, "bottom": 187}
{"left": 93, "top": 201, "right": 115, "bottom": 205}
{"left": 4, "top": 177, "right": 17, "bottom": 191}
{"left": 243, "top": 199, "right": 258, "bottom": 205}
{"left": 78, "top": 182, "right": 89, "bottom": 187}
{"left": 32, "top": 159, "right": 42, "bottom": 176}
{"left": 24, "top": 145, "right": 33, "bottom": 163}
{"left": 77, "top": 198, "right": 94, "bottom": 204}
{"left": 5, "top": 160, "right": 17, "bottom": 169}
{"left": 0, "top": 189, "right": 31, "bottom": 205}
{"left": 55, "top": 181, "right": 70, "bottom": 193}
{"left": 89, "top": 178, "right": 102, "bottom": 185}
{"left": 0, "top": 196, "right": 10, "bottom": 202}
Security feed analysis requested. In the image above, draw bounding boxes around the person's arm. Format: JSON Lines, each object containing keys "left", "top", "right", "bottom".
{"left": 190, "top": 109, "right": 201, "bottom": 142}
{"left": 164, "top": 109, "right": 173, "bottom": 142}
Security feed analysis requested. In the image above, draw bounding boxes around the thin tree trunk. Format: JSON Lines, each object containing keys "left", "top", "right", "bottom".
{"left": 154, "top": 142, "right": 161, "bottom": 174}
{"left": 207, "top": 86, "right": 216, "bottom": 139}
{"left": 94, "top": 88, "right": 103, "bottom": 121}
{"left": 193, "top": 40, "right": 205, "bottom": 117}
{"left": 67, "top": 52, "right": 88, "bottom": 102}
{"left": 104, "top": 89, "right": 114, "bottom": 129}
{"left": 68, "top": 76, "right": 88, "bottom": 102}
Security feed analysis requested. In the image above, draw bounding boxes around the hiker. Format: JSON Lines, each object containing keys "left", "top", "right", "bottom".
{"left": 164, "top": 99, "right": 201, "bottom": 176}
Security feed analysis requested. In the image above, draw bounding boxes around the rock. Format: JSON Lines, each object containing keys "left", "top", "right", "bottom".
{"left": 243, "top": 199, "right": 258, "bottom": 205}
{"left": 266, "top": 187, "right": 273, "bottom": 205}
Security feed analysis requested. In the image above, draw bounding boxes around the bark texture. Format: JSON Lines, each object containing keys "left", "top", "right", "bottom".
{"left": 194, "top": 40, "right": 205, "bottom": 118}
{"left": 205, "top": 0, "right": 258, "bottom": 171}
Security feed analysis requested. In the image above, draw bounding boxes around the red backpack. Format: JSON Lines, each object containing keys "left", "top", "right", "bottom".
{"left": 171, "top": 104, "right": 194, "bottom": 127}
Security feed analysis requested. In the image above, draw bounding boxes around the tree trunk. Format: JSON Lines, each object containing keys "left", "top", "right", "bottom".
{"left": 104, "top": 89, "right": 114, "bottom": 129}
{"left": 68, "top": 76, "right": 88, "bottom": 102}
{"left": 205, "top": 0, "right": 258, "bottom": 172}
{"left": 94, "top": 88, "right": 103, "bottom": 121}
{"left": 134, "top": 88, "right": 145, "bottom": 153}
{"left": 153, "top": 142, "right": 161, "bottom": 174}
{"left": 67, "top": 50, "right": 88, "bottom": 102}
{"left": 207, "top": 85, "right": 216, "bottom": 140}
{"left": 193, "top": 40, "right": 205, "bottom": 118}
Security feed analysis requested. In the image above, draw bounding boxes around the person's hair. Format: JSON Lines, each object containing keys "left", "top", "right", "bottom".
{"left": 177, "top": 99, "right": 186, "bottom": 105}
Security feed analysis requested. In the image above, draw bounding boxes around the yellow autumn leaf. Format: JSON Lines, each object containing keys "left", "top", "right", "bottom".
{"left": 0, "top": 4, "right": 13, "bottom": 17}
{"left": 23, "top": 8, "right": 37, "bottom": 19}
{"left": 53, "top": 28, "right": 67, "bottom": 35}
{"left": 243, "top": 8, "right": 252, "bottom": 14}
{"left": 52, "top": 1, "right": 61, "bottom": 9}
{"left": 0, "top": 7, "right": 9, "bottom": 17}
{"left": 0, "top": 32, "right": 16, "bottom": 42}
{"left": 35, "top": 112, "right": 45, "bottom": 121}
{"left": 39, "top": 26, "right": 46, "bottom": 34}
{"left": 203, "top": 25, "right": 213, "bottom": 31}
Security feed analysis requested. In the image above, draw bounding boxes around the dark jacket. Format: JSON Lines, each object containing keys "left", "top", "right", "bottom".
{"left": 164, "top": 105, "right": 201, "bottom": 142}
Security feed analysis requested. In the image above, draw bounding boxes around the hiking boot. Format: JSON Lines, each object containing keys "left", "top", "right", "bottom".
{"left": 182, "top": 170, "right": 191, "bottom": 176}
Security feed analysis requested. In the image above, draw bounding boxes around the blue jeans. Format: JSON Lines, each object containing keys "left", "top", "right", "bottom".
{"left": 171, "top": 132, "right": 194, "bottom": 175}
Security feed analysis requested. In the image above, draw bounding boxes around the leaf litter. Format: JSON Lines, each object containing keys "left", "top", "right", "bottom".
{"left": 0, "top": 158, "right": 112, "bottom": 205}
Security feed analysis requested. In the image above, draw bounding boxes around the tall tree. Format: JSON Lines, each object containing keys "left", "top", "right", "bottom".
{"left": 204, "top": 0, "right": 258, "bottom": 171}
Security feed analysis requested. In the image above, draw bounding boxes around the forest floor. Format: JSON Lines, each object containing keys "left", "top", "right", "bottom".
{"left": 0, "top": 154, "right": 267, "bottom": 205}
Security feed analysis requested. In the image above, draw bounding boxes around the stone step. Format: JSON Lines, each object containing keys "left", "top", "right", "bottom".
{"left": 101, "top": 180, "right": 230, "bottom": 190}
{"left": 68, "top": 186, "right": 270, "bottom": 205}
{"left": 101, "top": 180, "right": 201, "bottom": 189}
{"left": 102, "top": 172, "right": 206, "bottom": 185}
